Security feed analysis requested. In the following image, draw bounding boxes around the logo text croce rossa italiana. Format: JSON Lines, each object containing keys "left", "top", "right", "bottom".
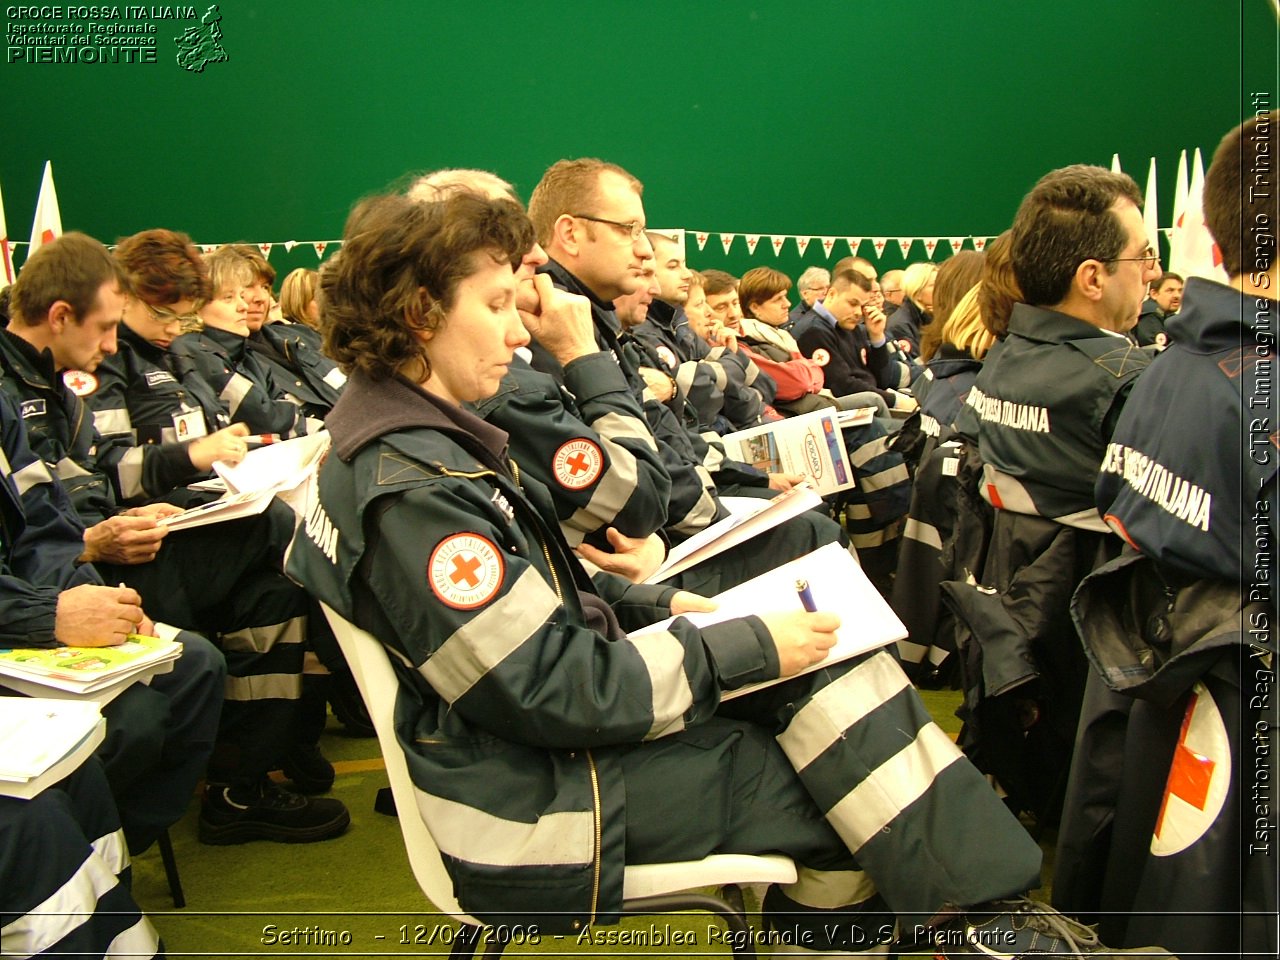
{"left": 5, "top": 4, "right": 228, "bottom": 71}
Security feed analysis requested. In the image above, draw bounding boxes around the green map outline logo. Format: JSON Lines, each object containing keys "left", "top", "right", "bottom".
{"left": 175, "top": 3, "right": 227, "bottom": 73}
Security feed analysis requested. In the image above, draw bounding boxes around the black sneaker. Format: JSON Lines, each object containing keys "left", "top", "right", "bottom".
{"left": 281, "top": 744, "right": 336, "bottom": 794}
{"left": 198, "top": 782, "right": 350, "bottom": 845}
{"left": 937, "top": 898, "right": 1180, "bottom": 958}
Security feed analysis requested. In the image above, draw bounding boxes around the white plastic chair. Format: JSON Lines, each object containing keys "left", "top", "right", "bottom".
{"left": 321, "top": 603, "right": 797, "bottom": 957}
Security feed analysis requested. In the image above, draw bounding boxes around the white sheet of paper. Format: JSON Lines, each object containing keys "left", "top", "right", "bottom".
{"left": 632, "top": 542, "right": 906, "bottom": 700}
{"left": 645, "top": 483, "right": 823, "bottom": 583}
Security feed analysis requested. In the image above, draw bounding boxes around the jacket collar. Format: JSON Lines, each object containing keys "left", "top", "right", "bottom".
{"left": 1167, "top": 276, "right": 1276, "bottom": 346}
{"left": 327, "top": 370, "right": 510, "bottom": 465}
{"left": 542, "top": 258, "right": 617, "bottom": 313}
{"left": 1006, "top": 302, "right": 1120, "bottom": 345}
{"left": 200, "top": 325, "right": 248, "bottom": 357}
{"left": 645, "top": 299, "right": 679, "bottom": 330}
{"left": 0, "top": 326, "right": 58, "bottom": 386}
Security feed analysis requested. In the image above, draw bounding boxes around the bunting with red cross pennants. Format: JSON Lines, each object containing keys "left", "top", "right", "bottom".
{"left": 676, "top": 229, "right": 998, "bottom": 261}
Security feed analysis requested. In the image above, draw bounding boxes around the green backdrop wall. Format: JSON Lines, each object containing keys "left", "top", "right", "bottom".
{"left": 2, "top": 1, "right": 1276, "bottom": 281}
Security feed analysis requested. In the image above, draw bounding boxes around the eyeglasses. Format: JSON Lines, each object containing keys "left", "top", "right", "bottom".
{"left": 571, "top": 213, "right": 646, "bottom": 242}
{"left": 143, "top": 301, "right": 200, "bottom": 326}
{"left": 1096, "top": 247, "right": 1160, "bottom": 270}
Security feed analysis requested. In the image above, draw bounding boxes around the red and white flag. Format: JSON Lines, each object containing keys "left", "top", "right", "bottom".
{"left": 845, "top": 238, "right": 862, "bottom": 257}
{"left": 695, "top": 231, "right": 710, "bottom": 251}
{"left": 27, "top": 161, "right": 63, "bottom": 259}
{"left": 923, "top": 238, "right": 940, "bottom": 258}
{"left": 948, "top": 237, "right": 966, "bottom": 256}
{"left": 769, "top": 235, "right": 786, "bottom": 256}
{"left": 973, "top": 237, "right": 988, "bottom": 253}
{"left": 1110, "top": 153, "right": 1123, "bottom": 174}
{"left": 314, "top": 241, "right": 328, "bottom": 259}
{"left": 870, "top": 238, "right": 888, "bottom": 257}
{"left": 819, "top": 236, "right": 837, "bottom": 257}
{"left": 0, "top": 178, "right": 14, "bottom": 284}
{"left": 258, "top": 242, "right": 273, "bottom": 259}
{"left": 795, "top": 236, "right": 812, "bottom": 257}
{"left": 744, "top": 234, "right": 761, "bottom": 255}
{"left": 719, "top": 233, "right": 735, "bottom": 255}
{"left": 897, "top": 238, "right": 914, "bottom": 259}
{"left": 1173, "top": 148, "right": 1228, "bottom": 282}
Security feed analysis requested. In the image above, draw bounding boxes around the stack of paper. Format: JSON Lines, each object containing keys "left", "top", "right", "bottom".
{"left": 0, "top": 698, "right": 106, "bottom": 799}
{"left": 646, "top": 482, "right": 823, "bottom": 583}
{"left": 632, "top": 542, "right": 907, "bottom": 700}
{"left": 164, "top": 432, "right": 330, "bottom": 529}
{"left": 0, "top": 633, "right": 182, "bottom": 697}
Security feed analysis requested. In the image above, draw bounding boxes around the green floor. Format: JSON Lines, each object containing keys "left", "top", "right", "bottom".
{"left": 129, "top": 689, "right": 1055, "bottom": 958}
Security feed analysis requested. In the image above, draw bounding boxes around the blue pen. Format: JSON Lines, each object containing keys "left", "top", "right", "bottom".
{"left": 796, "top": 579, "right": 817, "bottom": 612}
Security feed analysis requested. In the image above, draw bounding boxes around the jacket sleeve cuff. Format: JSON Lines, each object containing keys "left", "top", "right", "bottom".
{"left": 698, "top": 615, "right": 777, "bottom": 689}
{"left": 563, "top": 352, "right": 633, "bottom": 405}
{"left": 0, "top": 585, "right": 63, "bottom": 648}
{"left": 609, "top": 582, "right": 679, "bottom": 631}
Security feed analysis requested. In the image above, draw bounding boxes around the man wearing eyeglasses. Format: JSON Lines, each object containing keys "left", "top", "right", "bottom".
{"left": 880, "top": 268, "right": 905, "bottom": 318}
{"left": 513, "top": 158, "right": 848, "bottom": 595}
{"left": 942, "top": 165, "right": 1157, "bottom": 844}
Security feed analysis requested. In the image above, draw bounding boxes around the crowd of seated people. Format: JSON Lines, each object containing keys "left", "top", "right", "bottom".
{"left": 2, "top": 115, "right": 1272, "bottom": 958}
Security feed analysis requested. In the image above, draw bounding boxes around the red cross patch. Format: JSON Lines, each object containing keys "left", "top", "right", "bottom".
{"left": 1151, "top": 682, "right": 1230, "bottom": 857}
{"left": 62, "top": 370, "right": 98, "bottom": 397}
{"left": 552, "top": 438, "right": 604, "bottom": 491}
{"left": 655, "top": 344, "right": 678, "bottom": 370}
{"left": 811, "top": 348, "right": 830, "bottom": 367}
{"left": 427, "top": 534, "right": 505, "bottom": 610}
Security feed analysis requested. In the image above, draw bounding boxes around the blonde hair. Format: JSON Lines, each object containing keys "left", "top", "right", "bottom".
{"left": 901, "top": 262, "right": 938, "bottom": 303}
{"left": 408, "top": 168, "right": 517, "bottom": 203}
{"left": 940, "top": 282, "right": 995, "bottom": 360}
{"left": 279, "top": 268, "right": 319, "bottom": 326}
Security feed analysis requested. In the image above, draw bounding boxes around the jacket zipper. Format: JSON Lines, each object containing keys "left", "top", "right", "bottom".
{"left": 585, "top": 748, "right": 601, "bottom": 925}
{"left": 509, "top": 460, "right": 564, "bottom": 604}
{"left": 508, "top": 457, "right": 594, "bottom": 917}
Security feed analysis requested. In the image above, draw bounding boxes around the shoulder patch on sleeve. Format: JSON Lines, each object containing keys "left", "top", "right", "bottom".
{"left": 428, "top": 533, "right": 505, "bottom": 610}
{"left": 63, "top": 370, "right": 98, "bottom": 396}
{"left": 655, "top": 344, "right": 678, "bottom": 369}
{"left": 811, "top": 348, "right": 830, "bottom": 367}
{"left": 551, "top": 438, "right": 604, "bottom": 490}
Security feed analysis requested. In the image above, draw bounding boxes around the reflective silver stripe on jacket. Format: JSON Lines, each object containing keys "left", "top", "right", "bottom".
{"left": 414, "top": 786, "right": 595, "bottom": 868}
{"left": 116, "top": 447, "right": 147, "bottom": 500}
{"left": 53, "top": 457, "right": 93, "bottom": 481}
{"left": 777, "top": 652, "right": 962, "bottom": 855}
{"left": 627, "top": 629, "right": 692, "bottom": 739}
{"left": 11, "top": 459, "right": 54, "bottom": 496}
{"left": 91, "top": 407, "right": 133, "bottom": 437}
{"left": 563, "top": 434, "right": 645, "bottom": 547}
{"left": 220, "top": 372, "right": 255, "bottom": 416}
{"left": 421, "top": 567, "right": 559, "bottom": 704}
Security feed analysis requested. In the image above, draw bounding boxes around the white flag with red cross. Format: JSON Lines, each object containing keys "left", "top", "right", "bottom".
{"left": 27, "top": 161, "right": 63, "bottom": 259}
{"left": 1173, "top": 148, "right": 1228, "bottom": 282}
